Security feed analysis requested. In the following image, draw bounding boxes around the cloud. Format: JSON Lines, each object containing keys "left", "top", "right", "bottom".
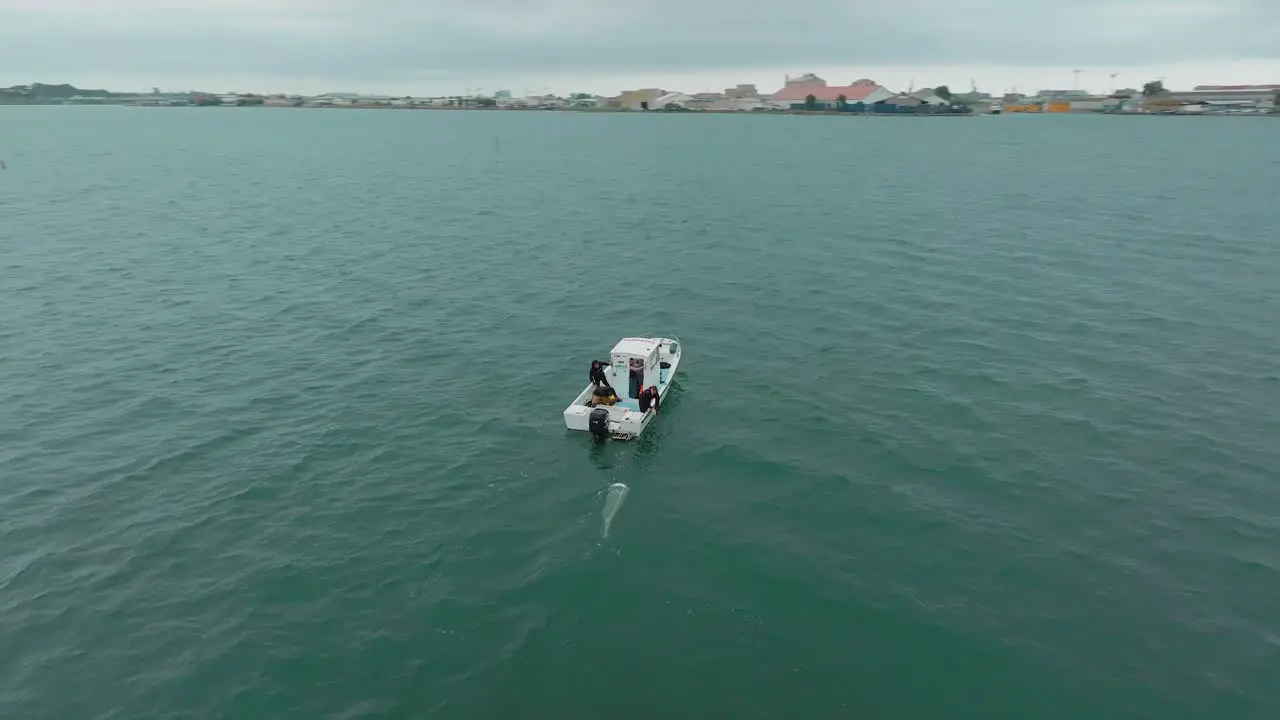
{"left": 0, "top": 0, "right": 1275, "bottom": 90}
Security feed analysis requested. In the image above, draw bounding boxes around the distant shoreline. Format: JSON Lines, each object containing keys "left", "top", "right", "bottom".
{"left": 4, "top": 102, "right": 1275, "bottom": 119}
{"left": 109, "top": 105, "right": 1280, "bottom": 118}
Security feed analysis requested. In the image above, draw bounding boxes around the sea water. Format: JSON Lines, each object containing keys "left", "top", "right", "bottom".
{"left": 1, "top": 107, "right": 1278, "bottom": 719}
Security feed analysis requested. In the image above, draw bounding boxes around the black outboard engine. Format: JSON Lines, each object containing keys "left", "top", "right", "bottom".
{"left": 588, "top": 408, "right": 610, "bottom": 440}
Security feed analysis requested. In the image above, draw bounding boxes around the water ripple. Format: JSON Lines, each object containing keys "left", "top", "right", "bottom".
{"left": 1, "top": 108, "right": 1279, "bottom": 719}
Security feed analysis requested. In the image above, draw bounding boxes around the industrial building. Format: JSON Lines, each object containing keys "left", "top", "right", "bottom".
{"left": 1161, "top": 88, "right": 1276, "bottom": 108}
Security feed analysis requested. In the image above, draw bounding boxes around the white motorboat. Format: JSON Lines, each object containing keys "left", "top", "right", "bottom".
{"left": 563, "top": 336, "right": 682, "bottom": 441}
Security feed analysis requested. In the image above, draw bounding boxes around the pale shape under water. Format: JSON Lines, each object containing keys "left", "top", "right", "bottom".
{"left": 602, "top": 483, "right": 629, "bottom": 538}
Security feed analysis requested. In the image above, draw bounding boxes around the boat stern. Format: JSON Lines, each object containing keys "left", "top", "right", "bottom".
{"left": 613, "top": 409, "right": 652, "bottom": 439}
{"left": 563, "top": 401, "right": 652, "bottom": 441}
{"left": 563, "top": 402, "right": 592, "bottom": 431}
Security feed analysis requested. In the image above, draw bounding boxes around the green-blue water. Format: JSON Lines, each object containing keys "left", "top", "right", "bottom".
{"left": 2, "top": 107, "right": 1278, "bottom": 719}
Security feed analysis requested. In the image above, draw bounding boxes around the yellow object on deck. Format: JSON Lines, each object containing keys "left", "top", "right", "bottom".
{"left": 589, "top": 392, "right": 618, "bottom": 406}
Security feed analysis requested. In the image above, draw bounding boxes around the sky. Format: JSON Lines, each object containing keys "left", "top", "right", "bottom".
{"left": 1, "top": 0, "right": 1276, "bottom": 96}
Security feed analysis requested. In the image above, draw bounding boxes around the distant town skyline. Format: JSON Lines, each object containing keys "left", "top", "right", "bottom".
{"left": 6, "top": 60, "right": 1278, "bottom": 100}
{"left": 2, "top": 0, "right": 1275, "bottom": 97}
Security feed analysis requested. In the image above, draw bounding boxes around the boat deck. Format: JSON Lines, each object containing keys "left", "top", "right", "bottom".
{"left": 581, "top": 367, "right": 670, "bottom": 409}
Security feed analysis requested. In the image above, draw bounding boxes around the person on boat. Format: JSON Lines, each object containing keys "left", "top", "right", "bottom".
{"left": 638, "top": 385, "right": 660, "bottom": 414}
{"left": 589, "top": 360, "right": 610, "bottom": 388}
{"left": 590, "top": 384, "right": 618, "bottom": 406}
{"left": 628, "top": 357, "right": 646, "bottom": 398}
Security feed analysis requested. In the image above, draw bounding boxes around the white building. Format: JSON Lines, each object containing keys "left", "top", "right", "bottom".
{"left": 612, "top": 88, "right": 668, "bottom": 110}
{"left": 910, "top": 89, "right": 950, "bottom": 105}
{"left": 1166, "top": 89, "right": 1276, "bottom": 108}
{"left": 701, "top": 97, "right": 771, "bottom": 112}
{"left": 1037, "top": 89, "right": 1091, "bottom": 99}
{"left": 651, "top": 92, "right": 694, "bottom": 109}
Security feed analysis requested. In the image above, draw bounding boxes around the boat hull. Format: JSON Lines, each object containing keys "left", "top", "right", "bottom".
{"left": 563, "top": 337, "right": 681, "bottom": 440}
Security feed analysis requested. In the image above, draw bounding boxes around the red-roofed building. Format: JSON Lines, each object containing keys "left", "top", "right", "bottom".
{"left": 767, "top": 75, "right": 894, "bottom": 107}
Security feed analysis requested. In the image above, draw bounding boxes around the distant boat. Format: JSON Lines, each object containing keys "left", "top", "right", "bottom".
{"left": 564, "top": 336, "right": 682, "bottom": 441}
{"left": 990, "top": 102, "right": 1002, "bottom": 115}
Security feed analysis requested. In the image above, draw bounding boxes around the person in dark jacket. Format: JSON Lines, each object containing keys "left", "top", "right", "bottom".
{"left": 638, "top": 385, "right": 661, "bottom": 414}
{"left": 589, "top": 360, "right": 610, "bottom": 388}
{"left": 590, "top": 384, "right": 618, "bottom": 406}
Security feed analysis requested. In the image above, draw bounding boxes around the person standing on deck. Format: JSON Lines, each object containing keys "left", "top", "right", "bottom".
{"left": 589, "top": 360, "right": 610, "bottom": 388}
{"left": 628, "top": 357, "right": 647, "bottom": 398}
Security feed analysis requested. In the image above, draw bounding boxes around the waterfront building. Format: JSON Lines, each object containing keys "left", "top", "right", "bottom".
{"left": 909, "top": 88, "right": 951, "bottom": 105}
{"left": 611, "top": 88, "right": 668, "bottom": 110}
{"left": 767, "top": 75, "right": 894, "bottom": 108}
{"left": 1164, "top": 88, "right": 1276, "bottom": 108}
{"left": 651, "top": 92, "right": 694, "bottom": 109}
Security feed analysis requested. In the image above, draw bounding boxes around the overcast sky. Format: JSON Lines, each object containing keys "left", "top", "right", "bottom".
{"left": 1, "top": 0, "right": 1275, "bottom": 95}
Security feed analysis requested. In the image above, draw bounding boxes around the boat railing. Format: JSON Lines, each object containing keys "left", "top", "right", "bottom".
{"left": 637, "top": 332, "right": 680, "bottom": 350}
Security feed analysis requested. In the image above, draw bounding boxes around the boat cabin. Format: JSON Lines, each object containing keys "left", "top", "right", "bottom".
{"left": 610, "top": 337, "right": 665, "bottom": 400}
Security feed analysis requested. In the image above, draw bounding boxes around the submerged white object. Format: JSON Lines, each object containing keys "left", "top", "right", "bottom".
{"left": 602, "top": 483, "right": 629, "bottom": 537}
{"left": 563, "top": 336, "right": 682, "bottom": 441}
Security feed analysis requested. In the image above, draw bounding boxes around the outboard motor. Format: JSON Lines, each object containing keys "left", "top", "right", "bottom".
{"left": 588, "top": 408, "right": 610, "bottom": 440}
